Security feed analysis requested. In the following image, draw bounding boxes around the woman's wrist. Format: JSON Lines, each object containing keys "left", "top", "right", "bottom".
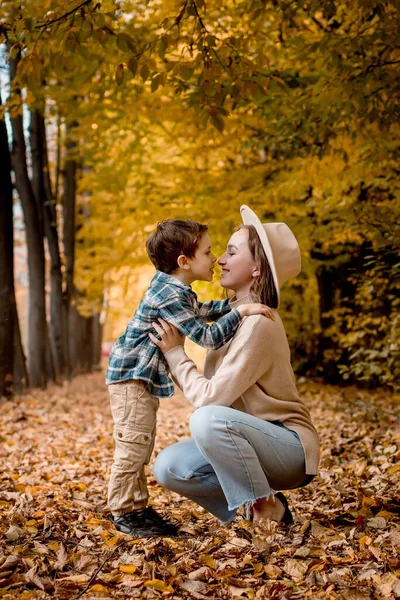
{"left": 164, "top": 345, "right": 187, "bottom": 369}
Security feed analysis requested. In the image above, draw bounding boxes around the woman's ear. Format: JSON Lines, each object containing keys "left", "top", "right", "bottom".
{"left": 252, "top": 267, "right": 260, "bottom": 278}
{"left": 177, "top": 254, "right": 191, "bottom": 270}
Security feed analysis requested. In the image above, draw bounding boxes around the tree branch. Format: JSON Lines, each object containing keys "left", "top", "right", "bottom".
{"left": 36, "top": 0, "right": 93, "bottom": 29}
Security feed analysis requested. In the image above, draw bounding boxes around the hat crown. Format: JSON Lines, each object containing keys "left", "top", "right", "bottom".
{"left": 262, "top": 222, "right": 301, "bottom": 285}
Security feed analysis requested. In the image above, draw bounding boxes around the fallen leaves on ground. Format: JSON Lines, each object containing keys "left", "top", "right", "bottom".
{"left": 0, "top": 372, "right": 399, "bottom": 599}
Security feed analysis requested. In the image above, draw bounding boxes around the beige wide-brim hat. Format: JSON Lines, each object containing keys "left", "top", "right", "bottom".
{"left": 240, "top": 205, "right": 301, "bottom": 306}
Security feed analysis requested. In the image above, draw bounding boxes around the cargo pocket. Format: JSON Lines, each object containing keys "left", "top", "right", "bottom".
{"left": 114, "top": 426, "right": 154, "bottom": 470}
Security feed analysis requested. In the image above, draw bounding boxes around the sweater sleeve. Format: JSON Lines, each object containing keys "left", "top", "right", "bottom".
{"left": 164, "top": 316, "right": 272, "bottom": 408}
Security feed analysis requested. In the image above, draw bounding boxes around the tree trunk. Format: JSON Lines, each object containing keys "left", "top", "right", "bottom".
{"left": 9, "top": 53, "right": 47, "bottom": 388}
{"left": 31, "top": 108, "right": 66, "bottom": 380}
{"left": 13, "top": 298, "right": 29, "bottom": 393}
{"left": 63, "top": 123, "right": 78, "bottom": 377}
{"left": 0, "top": 90, "right": 15, "bottom": 397}
{"left": 92, "top": 312, "right": 103, "bottom": 370}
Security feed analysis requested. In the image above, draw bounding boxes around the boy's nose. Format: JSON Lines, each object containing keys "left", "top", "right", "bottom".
{"left": 212, "top": 254, "right": 217, "bottom": 263}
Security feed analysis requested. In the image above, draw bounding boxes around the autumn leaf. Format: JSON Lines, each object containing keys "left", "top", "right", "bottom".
{"left": 144, "top": 578, "right": 174, "bottom": 592}
{"left": 115, "top": 63, "right": 124, "bottom": 86}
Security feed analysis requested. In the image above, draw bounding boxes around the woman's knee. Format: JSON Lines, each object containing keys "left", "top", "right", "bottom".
{"left": 152, "top": 439, "right": 198, "bottom": 488}
{"left": 190, "top": 405, "right": 230, "bottom": 445}
{"left": 153, "top": 445, "right": 177, "bottom": 488}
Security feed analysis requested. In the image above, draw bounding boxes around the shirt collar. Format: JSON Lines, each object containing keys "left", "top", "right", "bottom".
{"left": 152, "top": 270, "right": 193, "bottom": 292}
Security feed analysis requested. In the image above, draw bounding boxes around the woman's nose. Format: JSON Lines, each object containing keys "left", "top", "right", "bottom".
{"left": 218, "top": 254, "right": 226, "bottom": 265}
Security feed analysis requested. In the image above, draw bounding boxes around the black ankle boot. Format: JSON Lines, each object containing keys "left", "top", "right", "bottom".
{"left": 110, "top": 506, "right": 178, "bottom": 537}
{"left": 275, "top": 492, "right": 294, "bottom": 525}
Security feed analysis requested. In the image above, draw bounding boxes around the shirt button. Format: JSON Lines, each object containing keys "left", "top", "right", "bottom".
{"left": 118, "top": 432, "right": 123, "bottom": 438}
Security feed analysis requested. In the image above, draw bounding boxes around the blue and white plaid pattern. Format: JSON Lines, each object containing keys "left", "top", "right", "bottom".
{"left": 106, "top": 270, "right": 241, "bottom": 398}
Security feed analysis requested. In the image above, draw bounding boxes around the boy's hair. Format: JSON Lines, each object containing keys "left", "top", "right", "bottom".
{"left": 146, "top": 219, "right": 208, "bottom": 273}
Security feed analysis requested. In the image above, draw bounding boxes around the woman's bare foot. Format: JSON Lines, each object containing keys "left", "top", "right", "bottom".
{"left": 252, "top": 495, "right": 285, "bottom": 523}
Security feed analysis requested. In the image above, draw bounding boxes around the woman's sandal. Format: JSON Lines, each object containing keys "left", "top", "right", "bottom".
{"left": 275, "top": 492, "right": 294, "bottom": 525}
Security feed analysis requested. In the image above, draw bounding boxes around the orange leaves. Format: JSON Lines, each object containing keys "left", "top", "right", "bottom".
{"left": 144, "top": 578, "right": 174, "bottom": 593}
{"left": 119, "top": 564, "right": 137, "bottom": 574}
{"left": 1, "top": 372, "right": 399, "bottom": 599}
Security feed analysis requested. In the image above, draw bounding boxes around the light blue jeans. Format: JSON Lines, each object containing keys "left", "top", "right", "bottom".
{"left": 153, "top": 405, "right": 311, "bottom": 524}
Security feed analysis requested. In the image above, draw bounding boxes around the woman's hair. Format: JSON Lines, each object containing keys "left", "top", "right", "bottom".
{"left": 239, "top": 224, "right": 278, "bottom": 309}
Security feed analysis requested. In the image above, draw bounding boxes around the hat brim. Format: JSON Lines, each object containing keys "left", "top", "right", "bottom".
{"left": 240, "top": 205, "right": 280, "bottom": 304}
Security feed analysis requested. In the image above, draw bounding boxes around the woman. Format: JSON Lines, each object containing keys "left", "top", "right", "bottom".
{"left": 149, "top": 206, "right": 320, "bottom": 525}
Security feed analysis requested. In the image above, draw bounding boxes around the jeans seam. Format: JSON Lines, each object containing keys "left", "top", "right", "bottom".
{"left": 229, "top": 419, "right": 303, "bottom": 447}
{"left": 225, "top": 421, "right": 256, "bottom": 500}
{"left": 168, "top": 463, "right": 221, "bottom": 490}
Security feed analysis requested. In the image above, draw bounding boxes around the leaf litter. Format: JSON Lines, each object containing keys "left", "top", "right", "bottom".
{"left": 0, "top": 373, "right": 399, "bottom": 599}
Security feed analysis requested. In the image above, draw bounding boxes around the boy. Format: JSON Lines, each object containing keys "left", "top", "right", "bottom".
{"left": 106, "top": 219, "right": 271, "bottom": 537}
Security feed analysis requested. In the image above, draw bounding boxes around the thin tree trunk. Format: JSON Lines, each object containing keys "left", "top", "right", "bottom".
{"left": 9, "top": 52, "right": 47, "bottom": 388}
{"left": 0, "top": 90, "right": 15, "bottom": 397}
{"left": 92, "top": 312, "right": 103, "bottom": 370}
{"left": 31, "top": 108, "right": 66, "bottom": 380}
{"left": 13, "top": 298, "right": 29, "bottom": 393}
{"left": 55, "top": 114, "right": 62, "bottom": 203}
{"left": 63, "top": 123, "right": 78, "bottom": 377}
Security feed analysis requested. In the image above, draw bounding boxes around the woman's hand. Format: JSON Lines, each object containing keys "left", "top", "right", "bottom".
{"left": 149, "top": 318, "right": 185, "bottom": 354}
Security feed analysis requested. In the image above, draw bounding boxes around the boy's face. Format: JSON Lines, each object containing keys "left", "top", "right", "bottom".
{"left": 187, "top": 232, "right": 217, "bottom": 283}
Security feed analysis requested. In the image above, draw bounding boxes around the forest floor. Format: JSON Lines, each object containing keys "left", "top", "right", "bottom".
{"left": 0, "top": 371, "right": 399, "bottom": 600}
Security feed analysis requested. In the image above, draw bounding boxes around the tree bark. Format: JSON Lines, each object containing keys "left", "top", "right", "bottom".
{"left": 63, "top": 123, "right": 78, "bottom": 377}
{"left": 9, "top": 54, "right": 47, "bottom": 388}
{"left": 0, "top": 90, "right": 15, "bottom": 397}
{"left": 13, "top": 298, "right": 29, "bottom": 393}
{"left": 31, "top": 108, "right": 66, "bottom": 380}
{"left": 92, "top": 312, "right": 103, "bottom": 370}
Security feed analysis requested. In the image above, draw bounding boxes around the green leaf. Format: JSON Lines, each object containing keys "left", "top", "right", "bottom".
{"left": 211, "top": 113, "right": 224, "bottom": 132}
{"left": 179, "top": 65, "right": 193, "bottom": 81}
{"left": 159, "top": 35, "right": 169, "bottom": 59}
{"left": 24, "top": 18, "right": 36, "bottom": 32}
{"left": 117, "top": 35, "right": 130, "bottom": 53}
{"left": 151, "top": 74, "right": 161, "bottom": 93}
{"left": 117, "top": 33, "right": 137, "bottom": 53}
{"left": 115, "top": 63, "right": 124, "bottom": 86}
{"left": 127, "top": 57, "right": 138, "bottom": 77}
{"left": 95, "top": 13, "right": 105, "bottom": 28}
{"left": 78, "top": 44, "right": 90, "bottom": 60}
{"left": 140, "top": 64, "right": 150, "bottom": 82}
{"left": 81, "top": 20, "right": 93, "bottom": 39}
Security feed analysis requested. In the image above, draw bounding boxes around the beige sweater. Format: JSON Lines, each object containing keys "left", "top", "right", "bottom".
{"left": 164, "top": 294, "right": 320, "bottom": 475}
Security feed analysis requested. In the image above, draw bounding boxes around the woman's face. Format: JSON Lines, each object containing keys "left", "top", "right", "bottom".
{"left": 218, "top": 228, "right": 259, "bottom": 293}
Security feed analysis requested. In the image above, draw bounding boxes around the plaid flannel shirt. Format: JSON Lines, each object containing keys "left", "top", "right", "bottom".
{"left": 106, "top": 270, "right": 242, "bottom": 398}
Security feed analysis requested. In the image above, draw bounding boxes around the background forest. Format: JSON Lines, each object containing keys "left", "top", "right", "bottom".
{"left": 0, "top": 0, "right": 399, "bottom": 395}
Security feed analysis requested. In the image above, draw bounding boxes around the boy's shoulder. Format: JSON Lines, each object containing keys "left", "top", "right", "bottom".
{"left": 144, "top": 276, "right": 191, "bottom": 306}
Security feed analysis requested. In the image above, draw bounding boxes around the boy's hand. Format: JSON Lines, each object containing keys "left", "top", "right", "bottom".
{"left": 149, "top": 318, "right": 185, "bottom": 353}
{"left": 237, "top": 303, "right": 275, "bottom": 320}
